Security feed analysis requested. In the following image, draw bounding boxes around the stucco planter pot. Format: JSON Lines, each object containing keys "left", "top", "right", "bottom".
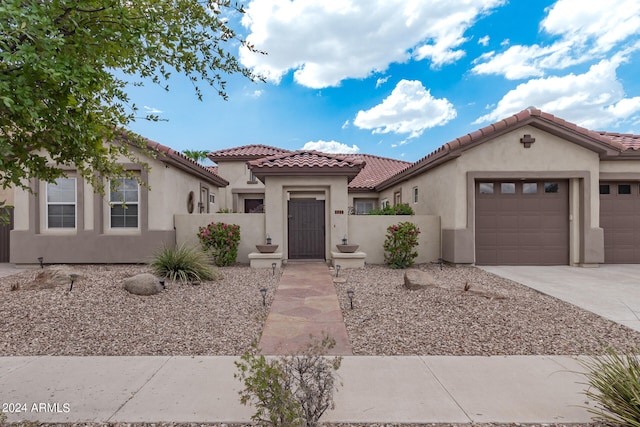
{"left": 336, "top": 244, "right": 359, "bottom": 253}
{"left": 256, "top": 244, "right": 279, "bottom": 253}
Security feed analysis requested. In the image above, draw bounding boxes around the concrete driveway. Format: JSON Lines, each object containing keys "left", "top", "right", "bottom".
{"left": 481, "top": 265, "right": 640, "bottom": 333}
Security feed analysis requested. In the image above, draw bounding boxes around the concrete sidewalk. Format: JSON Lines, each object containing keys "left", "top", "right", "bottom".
{"left": 0, "top": 355, "right": 593, "bottom": 424}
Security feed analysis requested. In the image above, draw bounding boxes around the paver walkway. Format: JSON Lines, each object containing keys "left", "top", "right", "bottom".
{"left": 258, "top": 262, "right": 352, "bottom": 355}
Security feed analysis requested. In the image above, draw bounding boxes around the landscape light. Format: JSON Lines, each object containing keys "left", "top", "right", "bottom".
{"left": 266, "top": 234, "right": 272, "bottom": 245}
{"left": 336, "top": 265, "right": 341, "bottom": 277}
{"left": 159, "top": 280, "right": 166, "bottom": 290}
{"left": 272, "top": 262, "right": 277, "bottom": 277}
{"left": 69, "top": 273, "right": 78, "bottom": 291}
{"left": 347, "top": 289, "right": 354, "bottom": 310}
{"left": 260, "top": 287, "right": 267, "bottom": 306}
{"left": 38, "top": 257, "right": 44, "bottom": 269}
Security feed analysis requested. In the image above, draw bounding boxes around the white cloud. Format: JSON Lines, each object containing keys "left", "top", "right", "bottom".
{"left": 341, "top": 120, "right": 350, "bottom": 129}
{"left": 472, "top": 0, "right": 640, "bottom": 79}
{"left": 302, "top": 140, "right": 360, "bottom": 154}
{"left": 239, "top": 0, "right": 505, "bottom": 88}
{"left": 353, "top": 79, "right": 457, "bottom": 138}
{"left": 478, "top": 35, "right": 490, "bottom": 46}
{"left": 375, "top": 76, "right": 391, "bottom": 88}
{"left": 251, "top": 90, "right": 264, "bottom": 98}
{"left": 474, "top": 57, "right": 640, "bottom": 129}
{"left": 143, "top": 106, "right": 163, "bottom": 114}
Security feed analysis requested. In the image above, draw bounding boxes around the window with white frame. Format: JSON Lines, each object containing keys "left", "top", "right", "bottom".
{"left": 354, "top": 199, "right": 376, "bottom": 215}
{"left": 109, "top": 177, "right": 139, "bottom": 228}
{"left": 47, "top": 177, "right": 76, "bottom": 229}
{"left": 380, "top": 198, "right": 389, "bottom": 208}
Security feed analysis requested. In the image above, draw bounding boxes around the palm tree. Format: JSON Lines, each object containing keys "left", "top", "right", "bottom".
{"left": 182, "top": 149, "right": 210, "bottom": 164}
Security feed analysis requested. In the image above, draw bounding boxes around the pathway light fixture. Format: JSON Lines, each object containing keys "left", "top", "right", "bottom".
{"left": 260, "top": 287, "right": 267, "bottom": 306}
{"left": 159, "top": 280, "right": 166, "bottom": 290}
{"left": 335, "top": 264, "right": 341, "bottom": 277}
{"left": 347, "top": 289, "right": 354, "bottom": 309}
{"left": 266, "top": 234, "right": 272, "bottom": 245}
{"left": 38, "top": 257, "right": 44, "bottom": 269}
{"left": 272, "top": 262, "right": 277, "bottom": 277}
{"left": 69, "top": 273, "right": 78, "bottom": 291}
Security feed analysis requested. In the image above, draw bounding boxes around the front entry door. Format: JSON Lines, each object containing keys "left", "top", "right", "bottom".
{"left": 288, "top": 199, "right": 325, "bottom": 259}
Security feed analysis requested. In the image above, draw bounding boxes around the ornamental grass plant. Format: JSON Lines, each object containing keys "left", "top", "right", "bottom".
{"left": 581, "top": 347, "right": 640, "bottom": 427}
{"left": 150, "top": 244, "right": 221, "bottom": 283}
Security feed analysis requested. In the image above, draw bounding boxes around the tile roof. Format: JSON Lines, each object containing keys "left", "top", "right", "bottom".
{"left": 116, "top": 130, "right": 229, "bottom": 187}
{"left": 248, "top": 150, "right": 365, "bottom": 180}
{"left": 377, "top": 107, "right": 639, "bottom": 190}
{"left": 347, "top": 154, "right": 411, "bottom": 191}
{"left": 144, "top": 139, "right": 229, "bottom": 187}
{"left": 208, "top": 144, "right": 291, "bottom": 161}
{"left": 598, "top": 132, "right": 640, "bottom": 150}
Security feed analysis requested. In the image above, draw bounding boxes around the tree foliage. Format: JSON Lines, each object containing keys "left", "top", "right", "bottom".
{"left": 183, "top": 149, "right": 210, "bottom": 163}
{"left": 0, "top": 0, "right": 262, "bottom": 198}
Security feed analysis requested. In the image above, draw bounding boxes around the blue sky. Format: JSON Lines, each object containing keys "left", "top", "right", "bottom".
{"left": 125, "top": 0, "right": 640, "bottom": 164}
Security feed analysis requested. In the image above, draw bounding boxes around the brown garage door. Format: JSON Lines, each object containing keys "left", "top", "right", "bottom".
{"left": 475, "top": 180, "right": 569, "bottom": 265}
{"left": 600, "top": 182, "right": 640, "bottom": 263}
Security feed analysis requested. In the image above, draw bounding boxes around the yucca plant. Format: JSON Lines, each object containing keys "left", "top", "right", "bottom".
{"left": 150, "top": 244, "right": 221, "bottom": 283}
{"left": 581, "top": 347, "right": 640, "bottom": 427}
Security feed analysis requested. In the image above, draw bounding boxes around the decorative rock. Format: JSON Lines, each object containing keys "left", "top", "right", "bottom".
{"left": 123, "top": 273, "right": 164, "bottom": 296}
{"left": 403, "top": 269, "right": 436, "bottom": 290}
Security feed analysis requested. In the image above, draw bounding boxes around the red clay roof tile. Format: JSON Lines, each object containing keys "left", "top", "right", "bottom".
{"left": 208, "top": 144, "right": 291, "bottom": 161}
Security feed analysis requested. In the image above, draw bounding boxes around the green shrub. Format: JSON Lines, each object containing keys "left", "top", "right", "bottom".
{"left": 216, "top": 208, "right": 234, "bottom": 213}
{"left": 383, "top": 221, "right": 421, "bottom": 269}
{"left": 150, "top": 244, "right": 220, "bottom": 283}
{"left": 235, "top": 337, "right": 342, "bottom": 427}
{"left": 368, "top": 203, "right": 414, "bottom": 215}
{"left": 581, "top": 347, "right": 640, "bottom": 426}
{"left": 198, "top": 221, "right": 241, "bottom": 266}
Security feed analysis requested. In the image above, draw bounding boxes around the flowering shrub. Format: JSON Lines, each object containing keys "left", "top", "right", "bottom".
{"left": 383, "top": 222, "right": 420, "bottom": 269}
{"left": 198, "top": 222, "right": 241, "bottom": 266}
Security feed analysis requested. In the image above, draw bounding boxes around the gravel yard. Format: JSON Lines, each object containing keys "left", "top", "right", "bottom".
{"left": 1, "top": 263, "right": 639, "bottom": 356}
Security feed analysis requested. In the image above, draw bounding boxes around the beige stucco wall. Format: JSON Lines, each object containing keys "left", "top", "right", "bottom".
{"left": 215, "top": 161, "right": 264, "bottom": 211}
{"left": 175, "top": 213, "right": 265, "bottom": 263}
{"left": 379, "top": 126, "right": 604, "bottom": 265}
{"left": 0, "top": 187, "right": 14, "bottom": 206}
{"left": 264, "top": 175, "right": 349, "bottom": 261}
{"left": 348, "top": 215, "right": 440, "bottom": 264}
{"left": 11, "top": 151, "right": 223, "bottom": 264}
{"left": 600, "top": 160, "right": 640, "bottom": 175}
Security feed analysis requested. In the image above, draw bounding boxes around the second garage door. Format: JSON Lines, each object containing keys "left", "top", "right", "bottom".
{"left": 600, "top": 182, "right": 640, "bottom": 263}
{"left": 475, "top": 180, "right": 569, "bottom": 265}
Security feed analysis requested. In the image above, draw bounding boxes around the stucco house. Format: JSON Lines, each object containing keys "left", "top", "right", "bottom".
{"left": 9, "top": 140, "right": 228, "bottom": 264}
{"left": 9, "top": 107, "right": 640, "bottom": 266}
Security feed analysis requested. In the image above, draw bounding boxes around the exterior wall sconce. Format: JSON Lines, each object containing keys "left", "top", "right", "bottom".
{"left": 335, "top": 265, "right": 341, "bottom": 277}
{"left": 260, "top": 287, "right": 267, "bottom": 306}
{"left": 69, "top": 273, "right": 78, "bottom": 291}
{"left": 346, "top": 289, "right": 354, "bottom": 309}
{"left": 38, "top": 257, "right": 44, "bottom": 269}
{"left": 272, "top": 262, "right": 277, "bottom": 277}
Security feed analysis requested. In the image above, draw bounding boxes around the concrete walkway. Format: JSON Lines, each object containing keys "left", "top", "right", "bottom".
{"left": 0, "top": 355, "right": 592, "bottom": 424}
{"left": 259, "top": 262, "right": 352, "bottom": 355}
{"left": 481, "top": 265, "right": 640, "bottom": 332}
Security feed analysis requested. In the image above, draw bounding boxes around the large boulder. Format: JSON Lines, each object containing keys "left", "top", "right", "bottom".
{"left": 403, "top": 269, "right": 436, "bottom": 290}
{"left": 123, "top": 273, "right": 164, "bottom": 296}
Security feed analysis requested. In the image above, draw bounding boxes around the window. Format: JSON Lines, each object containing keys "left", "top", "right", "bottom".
{"left": 479, "top": 183, "right": 494, "bottom": 194}
{"left": 501, "top": 183, "right": 515, "bottom": 194}
{"left": 599, "top": 184, "right": 610, "bottom": 195}
{"left": 544, "top": 182, "right": 559, "bottom": 193}
{"left": 412, "top": 187, "right": 419, "bottom": 204}
{"left": 523, "top": 183, "right": 537, "bottom": 194}
{"left": 394, "top": 191, "right": 402, "bottom": 206}
{"left": 380, "top": 198, "right": 389, "bottom": 208}
{"left": 244, "top": 199, "right": 264, "bottom": 213}
{"left": 47, "top": 178, "right": 76, "bottom": 228}
{"left": 247, "top": 166, "right": 258, "bottom": 184}
{"left": 110, "top": 178, "right": 139, "bottom": 228}
{"left": 354, "top": 199, "right": 376, "bottom": 215}
{"left": 618, "top": 184, "right": 632, "bottom": 195}
{"left": 209, "top": 194, "right": 215, "bottom": 204}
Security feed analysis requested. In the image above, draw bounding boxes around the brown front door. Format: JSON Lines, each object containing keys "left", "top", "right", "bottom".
{"left": 288, "top": 199, "right": 325, "bottom": 259}
{"left": 600, "top": 182, "right": 640, "bottom": 263}
{"left": 475, "top": 180, "right": 569, "bottom": 265}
